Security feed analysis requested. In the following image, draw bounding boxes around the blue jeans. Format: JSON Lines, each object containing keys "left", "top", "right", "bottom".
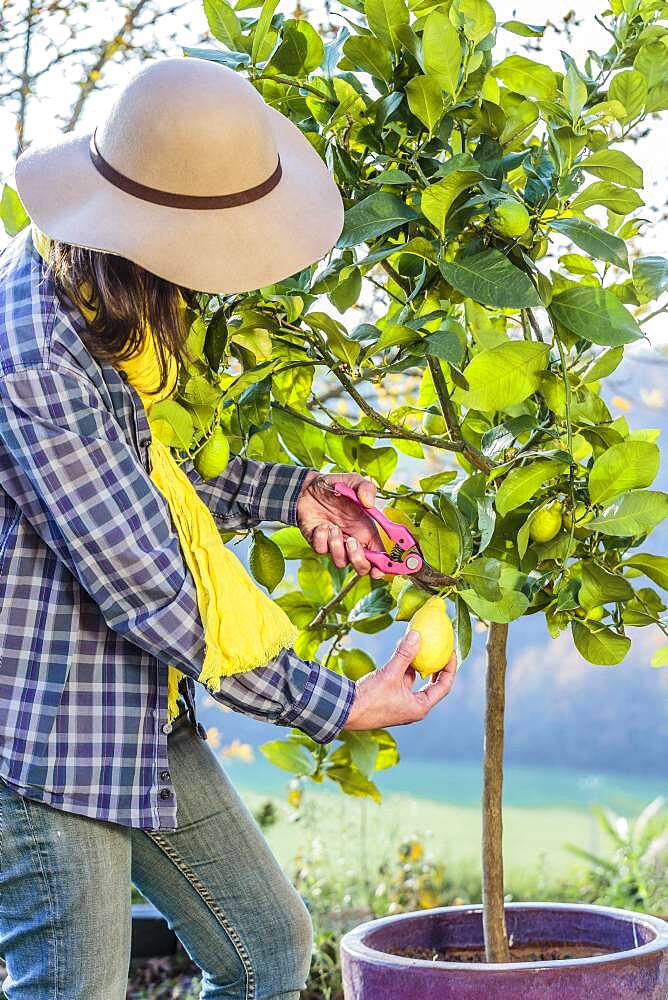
{"left": 0, "top": 713, "right": 312, "bottom": 999}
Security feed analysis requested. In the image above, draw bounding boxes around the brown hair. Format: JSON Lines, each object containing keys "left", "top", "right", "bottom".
{"left": 46, "top": 240, "right": 200, "bottom": 397}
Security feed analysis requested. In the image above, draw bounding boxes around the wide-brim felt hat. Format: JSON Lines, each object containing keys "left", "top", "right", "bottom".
{"left": 14, "top": 56, "right": 344, "bottom": 294}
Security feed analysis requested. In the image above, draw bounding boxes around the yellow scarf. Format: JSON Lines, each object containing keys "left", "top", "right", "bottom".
{"left": 32, "top": 223, "right": 298, "bottom": 722}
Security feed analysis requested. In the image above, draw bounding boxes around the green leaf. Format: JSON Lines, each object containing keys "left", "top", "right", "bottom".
{"left": 549, "top": 217, "right": 629, "bottom": 271}
{"left": 501, "top": 21, "right": 544, "bottom": 37}
{"left": 569, "top": 182, "right": 644, "bottom": 216}
{"left": 494, "top": 55, "right": 558, "bottom": 101}
{"left": 461, "top": 586, "right": 528, "bottom": 623}
{"left": 454, "top": 595, "right": 472, "bottom": 661}
{"left": 203, "top": 0, "right": 242, "bottom": 48}
{"left": 571, "top": 621, "right": 630, "bottom": 666}
{"left": 621, "top": 554, "right": 668, "bottom": 591}
{"left": 564, "top": 62, "right": 588, "bottom": 121}
{"left": 579, "top": 150, "right": 643, "bottom": 188}
{"left": 420, "top": 157, "right": 482, "bottom": 233}
{"left": 632, "top": 256, "right": 668, "bottom": 304}
{"left": 589, "top": 441, "right": 660, "bottom": 505}
{"left": 341, "top": 732, "right": 379, "bottom": 776}
{"left": 204, "top": 308, "right": 230, "bottom": 371}
{"left": 422, "top": 10, "right": 462, "bottom": 98}
{"left": 608, "top": 69, "right": 647, "bottom": 121}
{"left": 440, "top": 249, "right": 541, "bottom": 309}
{"left": 405, "top": 75, "right": 444, "bottom": 134}
{"left": 249, "top": 530, "right": 285, "bottom": 592}
{"left": 326, "top": 764, "right": 382, "bottom": 803}
{"left": 454, "top": 0, "right": 496, "bottom": 43}
{"left": 0, "top": 185, "right": 30, "bottom": 237}
{"left": 550, "top": 287, "right": 643, "bottom": 346}
{"left": 634, "top": 41, "right": 668, "bottom": 91}
{"left": 343, "top": 35, "right": 393, "bottom": 82}
{"left": 298, "top": 558, "right": 334, "bottom": 605}
{"left": 336, "top": 192, "right": 417, "bottom": 248}
{"left": 364, "top": 0, "right": 409, "bottom": 56}
{"left": 457, "top": 341, "right": 550, "bottom": 412}
{"left": 461, "top": 556, "right": 502, "bottom": 601}
{"left": 251, "top": 0, "right": 280, "bottom": 64}
{"left": 587, "top": 491, "right": 668, "bottom": 538}
{"left": 651, "top": 646, "right": 668, "bottom": 668}
{"left": 579, "top": 562, "right": 634, "bottom": 609}
{"left": 271, "top": 20, "right": 324, "bottom": 74}
{"left": 419, "top": 470, "right": 458, "bottom": 491}
{"left": 358, "top": 443, "right": 398, "bottom": 487}
{"left": 581, "top": 346, "right": 624, "bottom": 382}
{"left": 304, "top": 311, "right": 361, "bottom": 366}
{"left": 260, "top": 739, "right": 315, "bottom": 775}
{"left": 495, "top": 458, "right": 567, "bottom": 516}
{"left": 147, "top": 400, "right": 194, "bottom": 449}
{"left": 417, "top": 511, "right": 459, "bottom": 574}
{"left": 273, "top": 408, "right": 325, "bottom": 466}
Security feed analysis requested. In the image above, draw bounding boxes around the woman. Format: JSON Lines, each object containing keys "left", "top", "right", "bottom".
{"left": 0, "top": 57, "right": 456, "bottom": 999}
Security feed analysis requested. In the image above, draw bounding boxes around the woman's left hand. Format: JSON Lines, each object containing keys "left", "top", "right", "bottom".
{"left": 295, "top": 472, "right": 387, "bottom": 578}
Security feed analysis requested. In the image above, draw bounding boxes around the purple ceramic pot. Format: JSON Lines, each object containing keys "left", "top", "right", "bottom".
{"left": 341, "top": 903, "right": 668, "bottom": 999}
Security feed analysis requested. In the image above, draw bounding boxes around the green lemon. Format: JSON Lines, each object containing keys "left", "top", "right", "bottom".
{"left": 586, "top": 605, "right": 605, "bottom": 622}
{"left": 194, "top": 426, "right": 230, "bottom": 480}
{"left": 529, "top": 502, "right": 564, "bottom": 544}
{"left": 490, "top": 199, "right": 531, "bottom": 238}
{"left": 562, "top": 502, "right": 594, "bottom": 538}
{"left": 396, "top": 584, "right": 429, "bottom": 622}
{"left": 424, "top": 411, "right": 447, "bottom": 436}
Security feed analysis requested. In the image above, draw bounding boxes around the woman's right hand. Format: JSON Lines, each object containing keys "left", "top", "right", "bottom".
{"left": 341, "top": 628, "right": 457, "bottom": 732}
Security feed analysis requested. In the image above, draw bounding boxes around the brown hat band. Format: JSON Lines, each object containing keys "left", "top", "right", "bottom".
{"left": 88, "top": 128, "right": 282, "bottom": 210}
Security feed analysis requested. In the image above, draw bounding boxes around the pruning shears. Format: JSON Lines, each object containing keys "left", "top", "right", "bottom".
{"left": 328, "top": 481, "right": 453, "bottom": 593}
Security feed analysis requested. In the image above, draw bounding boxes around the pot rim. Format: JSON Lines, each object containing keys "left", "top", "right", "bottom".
{"left": 340, "top": 902, "right": 668, "bottom": 972}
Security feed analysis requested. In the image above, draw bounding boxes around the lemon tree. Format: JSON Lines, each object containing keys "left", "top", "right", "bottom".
{"left": 5, "top": 0, "right": 667, "bottom": 965}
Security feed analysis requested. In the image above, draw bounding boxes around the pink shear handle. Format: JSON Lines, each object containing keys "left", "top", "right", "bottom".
{"left": 332, "top": 482, "right": 423, "bottom": 576}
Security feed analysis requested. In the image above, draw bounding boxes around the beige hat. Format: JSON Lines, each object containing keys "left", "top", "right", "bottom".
{"left": 14, "top": 56, "right": 344, "bottom": 294}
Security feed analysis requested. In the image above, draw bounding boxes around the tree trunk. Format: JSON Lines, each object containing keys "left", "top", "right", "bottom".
{"left": 482, "top": 621, "right": 510, "bottom": 963}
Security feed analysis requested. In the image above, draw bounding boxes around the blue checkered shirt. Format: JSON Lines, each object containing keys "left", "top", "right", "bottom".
{"left": 0, "top": 227, "right": 355, "bottom": 830}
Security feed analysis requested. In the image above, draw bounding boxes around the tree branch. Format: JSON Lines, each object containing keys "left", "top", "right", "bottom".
{"left": 426, "top": 355, "right": 491, "bottom": 473}
{"left": 308, "top": 575, "right": 359, "bottom": 629}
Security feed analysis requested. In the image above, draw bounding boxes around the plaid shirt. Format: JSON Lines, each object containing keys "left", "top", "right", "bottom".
{"left": 0, "top": 227, "right": 355, "bottom": 830}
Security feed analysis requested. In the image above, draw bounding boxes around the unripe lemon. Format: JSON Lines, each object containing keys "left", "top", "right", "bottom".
{"left": 194, "top": 426, "right": 230, "bottom": 479}
{"left": 529, "top": 502, "right": 564, "bottom": 544}
{"left": 380, "top": 507, "right": 415, "bottom": 555}
{"left": 562, "top": 502, "right": 593, "bottom": 538}
{"left": 490, "top": 199, "right": 531, "bottom": 238}
{"left": 408, "top": 596, "right": 455, "bottom": 679}
{"left": 585, "top": 605, "right": 605, "bottom": 622}
{"left": 396, "top": 585, "right": 429, "bottom": 622}
{"left": 424, "top": 411, "right": 447, "bottom": 436}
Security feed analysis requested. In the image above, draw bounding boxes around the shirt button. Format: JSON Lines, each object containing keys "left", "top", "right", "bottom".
{"left": 160, "top": 770, "right": 171, "bottom": 781}
{"left": 161, "top": 722, "right": 172, "bottom": 735}
{"left": 159, "top": 788, "right": 173, "bottom": 800}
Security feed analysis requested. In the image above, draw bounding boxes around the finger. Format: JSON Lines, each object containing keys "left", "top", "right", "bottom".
{"left": 344, "top": 535, "right": 374, "bottom": 575}
{"left": 370, "top": 567, "right": 386, "bottom": 580}
{"left": 385, "top": 628, "right": 421, "bottom": 675}
{"left": 328, "top": 525, "right": 348, "bottom": 569}
{"left": 417, "top": 662, "right": 457, "bottom": 709}
{"left": 311, "top": 523, "right": 330, "bottom": 556}
{"left": 354, "top": 477, "right": 377, "bottom": 508}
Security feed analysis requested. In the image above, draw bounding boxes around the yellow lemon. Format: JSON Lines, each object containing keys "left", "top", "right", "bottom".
{"left": 529, "top": 502, "right": 564, "bottom": 544}
{"left": 194, "top": 426, "right": 230, "bottom": 480}
{"left": 490, "top": 199, "right": 531, "bottom": 238}
{"left": 408, "top": 596, "right": 455, "bottom": 678}
{"left": 380, "top": 507, "right": 415, "bottom": 555}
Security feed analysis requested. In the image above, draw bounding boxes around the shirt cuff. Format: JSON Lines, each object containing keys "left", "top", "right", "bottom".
{"left": 246, "top": 461, "right": 314, "bottom": 526}
{"left": 280, "top": 661, "right": 356, "bottom": 744}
